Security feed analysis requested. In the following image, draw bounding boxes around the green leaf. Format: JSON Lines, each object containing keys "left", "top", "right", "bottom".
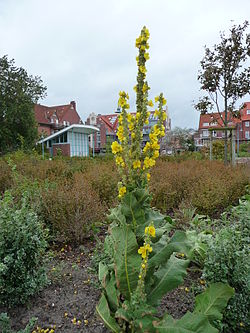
{"left": 99, "top": 262, "right": 109, "bottom": 286}
{"left": 194, "top": 282, "right": 235, "bottom": 322}
{"left": 148, "top": 231, "right": 192, "bottom": 271}
{"left": 147, "top": 254, "right": 189, "bottom": 306}
{"left": 121, "top": 192, "right": 146, "bottom": 226}
{"left": 96, "top": 294, "right": 121, "bottom": 333}
{"left": 111, "top": 225, "right": 141, "bottom": 299}
{"left": 153, "top": 312, "right": 218, "bottom": 333}
{"left": 108, "top": 206, "right": 126, "bottom": 225}
{"left": 105, "top": 271, "right": 120, "bottom": 312}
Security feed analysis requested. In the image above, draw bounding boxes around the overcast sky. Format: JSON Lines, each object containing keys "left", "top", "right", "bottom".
{"left": 0, "top": 0, "right": 249, "bottom": 129}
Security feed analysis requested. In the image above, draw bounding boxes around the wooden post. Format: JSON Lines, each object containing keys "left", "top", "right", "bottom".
{"left": 209, "top": 131, "right": 213, "bottom": 161}
{"left": 232, "top": 129, "right": 236, "bottom": 166}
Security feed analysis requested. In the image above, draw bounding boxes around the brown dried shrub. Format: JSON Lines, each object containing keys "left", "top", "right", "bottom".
{"left": 40, "top": 172, "right": 105, "bottom": 244}
{"left": 150, "top": 160, "right": 249, "bottom": 216}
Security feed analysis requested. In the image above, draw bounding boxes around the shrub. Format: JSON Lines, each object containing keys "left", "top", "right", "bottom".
{"left": 202, "top": 197, "right": 250, "bottom": 332}
{"left": 0, "top": 160, "right": 12, "bottom": 194}
{"left": 0, "top": 191, "right": 48, "bottom": 307}
{"left": 150, "top": 160, "right": 249, "bottom": 216}
{"left": 85, "top": 161, "right": 118, "bottom": 209}
{"left": 40, "top": 172, "right": 105, "bottom": 244}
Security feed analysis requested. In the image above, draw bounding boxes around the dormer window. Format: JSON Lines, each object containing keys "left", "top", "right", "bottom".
{"left": 203, "top": 122, "right": 209, "bottom": 126}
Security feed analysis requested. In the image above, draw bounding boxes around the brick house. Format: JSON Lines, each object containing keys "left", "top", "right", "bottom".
{"left": 34, "top": 101, "right": 82, "bottom": 136}
{"left": 86, "top": 108, "right": 171, "bottom": 153}
{"left": 195, "top": 102, "right": 250, "bottom": 149}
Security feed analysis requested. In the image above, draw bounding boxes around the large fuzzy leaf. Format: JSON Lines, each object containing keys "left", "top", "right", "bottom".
{"left": 111, "top": 225, "right": 141, "bottom": 299}
{"left": 147, "top": 254, "right": 189, "bottom": 306}
{"left": 121, "top": 188, "right": 151, "bottom": 226}
{"left": 96, "top": 294, "right": 121, "bottom": 333}
{"left": 194, "top": 283, "right": 235, "bottom": 322}
{"left": 108, "top": 206, "right": 126, "bottom": 225}
{"left": 153, "top": 312, "right": 218, "bottom": 333}
{"left": 148, "top": 231, "right": 192, "bottom": 271}
{"left": 136, "top": 208, "right": 172, "bottom": 240}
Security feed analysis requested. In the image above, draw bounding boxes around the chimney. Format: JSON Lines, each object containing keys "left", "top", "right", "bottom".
{"left": 70, "top": 101, "right": 76, "bottom": 110}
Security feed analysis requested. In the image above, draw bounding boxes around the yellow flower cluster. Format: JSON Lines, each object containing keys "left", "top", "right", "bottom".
{"left": 118, "top": 91, "right": 130, "bottom": 109}
{"left": 145, "top": 225, "right": 156, "bottom": 237}
{"left": 112, "top": 27, "right": 168, "bottom": 198}
{"left": 138, "top": 243, "right": 152, "bottom": 259}
{"left": 111, "top": 141, "right": 122, "bottom": 154}
{"left": 135, "top": 27, "right": 150, "bottom": 50}
{"left": 137, "top": 222, "right": 155, "bottom": 293}
{"left": 118, "top": 186, "right": 126, "bottom": 198}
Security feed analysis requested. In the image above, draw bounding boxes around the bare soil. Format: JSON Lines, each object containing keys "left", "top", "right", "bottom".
{"left": 0, "top": 241, "right": 200, "bottom": 332}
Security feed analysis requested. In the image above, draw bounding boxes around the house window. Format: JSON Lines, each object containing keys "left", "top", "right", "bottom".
{"left": 245, "top": 121, "right": 249, "bottom": 127}
{"left": 202, "top": 130, "right": 209, "bottom": 137}
{"left": 63, "top": 120, "right": 66, "bottom": 126}
{"left": 50, "top": 118, "right": 54, "bottom": 123}
{"left": 55, "top": 119, "right": 58, "bottom": 124}
{"left": 245, "top": 131, "right": 249, "bottom": 139}
{"left": 203, "top": 122, "right": 209, "bottom": 126}
{"left": 213, "top": 131, "right": 217, "bottom": 137}
{"left": 247, "top": 109, "right": 250, "bottom": 115}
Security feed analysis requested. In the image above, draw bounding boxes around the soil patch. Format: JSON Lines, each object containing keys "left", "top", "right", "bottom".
{"left": 0, "top": 242, "right": 201, "bottom": 332}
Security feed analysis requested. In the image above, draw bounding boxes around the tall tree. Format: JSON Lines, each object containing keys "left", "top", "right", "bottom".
{"left": 0, "top": 55, "right": 47, "bottom": 154}
{"left": 195, "top": 21, "right": 250, "bottom": 164}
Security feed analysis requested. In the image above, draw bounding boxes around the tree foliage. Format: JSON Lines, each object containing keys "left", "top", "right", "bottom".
{"left": 195, "top": 21, "right": 250, "bottom": 163}
{"left": 0, "top": 55, "right": 46, "bottom": 154}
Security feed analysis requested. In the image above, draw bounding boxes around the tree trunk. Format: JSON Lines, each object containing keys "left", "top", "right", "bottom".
{"left": 224, "top": 86, "right": 228, "bottom": 165}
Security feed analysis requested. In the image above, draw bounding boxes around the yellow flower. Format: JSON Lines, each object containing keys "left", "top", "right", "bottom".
{"left": 111, "top": 141, "right": 122, "bottom": 154}
{"left": 155, "top": 96, "right": 159, "bottom": 103}
{"left": 146, "top": 173, "right": 151, "bottom": 181}
{"left": 145, "top": 243, "right": 153, "bottom": 252}
{"left": 141, "top": 263, "right": 146, "bottom": 269}
{"left": 142, "top": 83, "right": 149, "bottom": 93}
{"left": 138, "top": 246, "right": 146, "bottom": 258}
{"left": 84, "top": 319, "right": 88, "bottom": 326}
{"left": 136, "top": 112, "right": 141, "bottom": 120}
{"left": 133, "top": 160, "right": 141, "bottom": 169}
{"left": 135, "top": 36, "right": 142, "bottom": 48}
{"left": 127, "top": 114, "right": 132, "bottom": 123}
{"left": 148, "top": 100, "right": 154, "bottom": 107}
{"left": 145, "top": 119, "right": 149, "bottom": 125}
{"left": 162, "top": 97, "right": 167, "bottom": 105}
{"left": 153, "top": 150, "right": 159, "bottom": 159}
{"left": 145, "top": 226, "right": 156, "bottom": 237}
{"left": 118, "top": 186, "right": 126, "bottom": 198}
{"left": 162, "top": 112, "right": 167, "bottom": 120}
{"left": 144, "top": 52, "right": 150, "bottom": 61}
{"left": 239, "top": 322, "right": 245, "bottom": 327}
{"left": 133, "top": 85, "right": 137, "bottom": 92}
{"left": 116, "top": 156, "right": 124, "bottom": 166}
{"left": 143, "top": 157, "right": 156, "bottom": 169}
{"left": 131, "top": 132, "right": 136, "bottom": 139}
{"left": 139, "top": 66, "right": 147, "bottom": 74}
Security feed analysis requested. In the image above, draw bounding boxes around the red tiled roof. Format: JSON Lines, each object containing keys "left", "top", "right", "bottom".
{"left": 199, "top": 103, "right": 250, "bottom": 130}
{"left": 97, "top": 111, "right": 157, "bottom": 133}
{"left": 34, "top": 101, "right": 81, "bottom": 125}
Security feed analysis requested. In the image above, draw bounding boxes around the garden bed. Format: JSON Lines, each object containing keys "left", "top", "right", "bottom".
{"left": 0, "top": 239, "right": 201, "bottom": 333}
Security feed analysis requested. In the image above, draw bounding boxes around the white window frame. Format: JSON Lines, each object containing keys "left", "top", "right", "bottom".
{"left": 245, "top": 131, "right": 249, "bottom": 139}
{"left": 202, "top": 130, "right": 209, "bottom": 137}
{"left": 203, "top": 122, "right": 209, "bottom": 126}
{"left": 245, "top": 121, "right": 249, "bottom": 127}
{"left": 247, "top": 109, "right": 250, "bottom": 115}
